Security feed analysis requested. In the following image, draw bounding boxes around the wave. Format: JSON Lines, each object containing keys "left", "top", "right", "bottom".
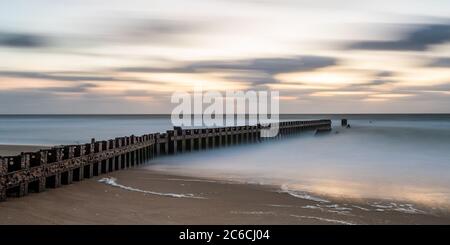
{"left": 279, "top": 184, "right": 330, "bottom": 203}
{"left": 230, "top": 211, "right": 276, "bottom": 215}
{"left": 367, "top": 202, "right": 426, "bottom": 214}
{"left": 98, "top": 177, "right": 206, "bottom": 199}
{"left": 289, "top": 214, "right": 356, "bottom": 225}
{"left": 278, "top": 185, "right": 428, "bottom": 215}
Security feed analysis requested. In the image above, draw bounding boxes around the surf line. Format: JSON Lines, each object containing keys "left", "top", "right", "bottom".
{"left": 98, "top": 177, "right": 206, "bottom": 199}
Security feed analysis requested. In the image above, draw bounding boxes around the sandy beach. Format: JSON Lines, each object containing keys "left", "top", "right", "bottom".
{"left": 1, "top": 164, "right": 450, "bottom": 225}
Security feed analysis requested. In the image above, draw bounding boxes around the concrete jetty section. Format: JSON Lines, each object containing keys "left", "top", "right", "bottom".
{"left": 0, "top": 119, "right": 331, "bottom": 201}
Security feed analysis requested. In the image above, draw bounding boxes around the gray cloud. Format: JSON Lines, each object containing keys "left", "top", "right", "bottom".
{"left": 0, "top": 90, "right": 169, "bottom": 114}
{"left": 376, "top": 71, "right": 393, "bottom": 77}
{"left": 427, "top": 58, "right": 450, "bottom": 67}
{"left": 37, "top": 83, "right": 98, "bottom": 93}
{"left": 190, "top": 56, "right": 336, "bottom": 74}
{"left": 101, "top": 18, "right": 209, "bottom": 45}
{"left": 0, "top": 18, "right": 206, "bottom": 51}
{"left": 347, "top": 23, "right": 450, "bottom": 51}
{"left": 0, "top": 71, "right": 120, "bottom": 82}
{"left": 121, "top": 56, "right": 337, "bottom": 85}
{"left": 124, "top": 19, "right": 201, "bottom": 36}
{"left": 335, "top": 80, "right": 394, "bottom": 92}
{"left": 124, "top": 56, "right": 335, "bottom": 74}
{"left": 431, "top": 83, "right": 450, "bottom": 91}
{"left": 366, "top": 79, "right": 394, "bottom": 86}
{"left": 342, "top": 70, "right": 396, "bottom": 90}
{"left": 223, "top": 74, "right": 277, "bottom": 85}
{"left": 362, "top": 71, "right": 395, "bottom": 86}
{"left": 403, "top": 82, "right": 450, "bottom": 92}
{"left": 120, "top": 89, "right": 167, "bottom": 98}
{"left": 0, "top": 32, "right": 50, "bottom": 48}
{"left": 0, "top": 70, "right": 166, "bottom": 85}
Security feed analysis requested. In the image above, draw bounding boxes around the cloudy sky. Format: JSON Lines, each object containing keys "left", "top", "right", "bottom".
{"left": 1, "top": 0, "right": 450, "bottom": 114}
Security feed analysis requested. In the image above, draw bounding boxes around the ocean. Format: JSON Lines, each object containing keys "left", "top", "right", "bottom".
{"left": 1, "top": 114, "right": 450, "bottom": 209}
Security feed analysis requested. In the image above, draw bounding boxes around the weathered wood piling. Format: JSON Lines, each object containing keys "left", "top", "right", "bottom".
{"left": 0, "top": 119, "right": 331, "bottom": 201}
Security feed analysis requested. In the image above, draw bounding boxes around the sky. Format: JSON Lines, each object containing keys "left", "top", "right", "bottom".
{"left": 1, "top": 0, "right": 450, "bottom": 114}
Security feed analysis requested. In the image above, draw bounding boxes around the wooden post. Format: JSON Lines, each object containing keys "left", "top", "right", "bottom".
{"left": 189, "top": 132, "right": 194, "bottom": 152}
{"left": 0, "top": 158, "right": 6, "bottom": 201}
{"left": 110, "top": 157, "right": 116, "bottom": 172}
{"left": 173, "top": 130, "right": 178, "bottom": 154}
{"left": 156, "top": 133, "right": 161, "bottom": 156}
{"left": 55, "top": 173, "right": 62, "bottom": 188}
{"left": 181, "top": 130, "right": 186, "bottom": 153}
{"left": 67, "top": 170, "right": 73, "bottom": 185}
{"left": 38, "top": 177, "right": 46, "bottom": 192}
{"left": 205, "top": 130, "right": 210, "bottom": 149}
{"left": 21, "top": 153, "right": 30, "bottom": 170}
{"left": 211, "top": 129, "right": 216, "bottom": 149}
{"left": 164, "top": 135, "right": 169, "bottom": 155}
{"left": 18, "top": 182, "right": 28, "bottom": 197}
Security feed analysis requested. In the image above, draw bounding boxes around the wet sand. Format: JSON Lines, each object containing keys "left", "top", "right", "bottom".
{"left": 1, "top": 167, "right": 450, "bottom": 225}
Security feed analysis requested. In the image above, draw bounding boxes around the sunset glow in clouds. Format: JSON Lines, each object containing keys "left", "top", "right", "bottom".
{"left": 1, "top": 0, "right": 450, "bottom": 113}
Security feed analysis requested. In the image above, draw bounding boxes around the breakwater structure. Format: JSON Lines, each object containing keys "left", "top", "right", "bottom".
{"left": 0, "top": 119, "right": 332, "bottom": 201}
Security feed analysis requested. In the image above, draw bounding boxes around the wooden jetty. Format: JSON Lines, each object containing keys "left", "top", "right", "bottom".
{"left": 0, "top": 119, "right": 331, "bottom": 201}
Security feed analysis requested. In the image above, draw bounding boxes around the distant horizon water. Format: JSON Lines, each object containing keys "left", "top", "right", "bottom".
{"left": 1, "top": 114, "right": 450, "bottom": 146}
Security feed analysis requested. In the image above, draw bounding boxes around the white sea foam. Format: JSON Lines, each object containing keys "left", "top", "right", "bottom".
{"left": 166, "top": 178, "right": 223, "bottom": 183}
{"left": 290, "top": 214, "right": 356, "bottom": 225}
{"left": 302, "top": 205, "right": 323, "bottom": 210}
{"left": 351, "top": 205, "right": 370, "bottom": 211}
{"left": 266, "top": 204, "right": 294, "bottom": 208}
{"left": 368, "top": 202, "right": 426, "bottom": 214}
{"left": 98, "top": 177, "right": 205, "bottom": 199}
{"left": 230, "top": 211, "right": 275, "bottom": 215}
{"left": 302, "top": 204, "right": 353, "bottom": 216}
{"left": 279, "top": 184, "right": 330, "bottom": 203}
{"left": 322, "top": 204, "right": 352, "bottom": 211}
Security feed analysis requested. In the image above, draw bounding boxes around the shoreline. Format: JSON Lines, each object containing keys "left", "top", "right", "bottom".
{"left": 1, "top": 167, "right": 449, "bottom": 225}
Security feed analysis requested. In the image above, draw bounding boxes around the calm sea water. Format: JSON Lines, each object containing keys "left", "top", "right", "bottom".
{"left": 1, "top": 114, "right": 450, "bottom": 208}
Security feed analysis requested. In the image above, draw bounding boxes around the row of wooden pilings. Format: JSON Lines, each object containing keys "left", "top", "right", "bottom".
{"left": 0, "top": 119, "right": 331, "bottom": 201}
